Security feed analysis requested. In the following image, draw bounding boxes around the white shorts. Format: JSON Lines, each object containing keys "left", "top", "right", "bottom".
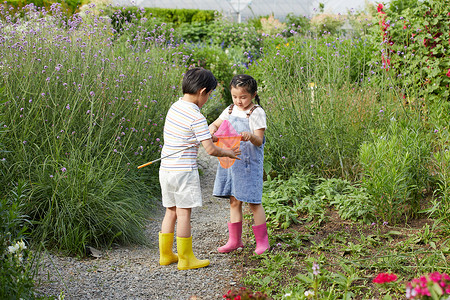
{"left": 159, "top": 169, "right": 203, "bottom": 208}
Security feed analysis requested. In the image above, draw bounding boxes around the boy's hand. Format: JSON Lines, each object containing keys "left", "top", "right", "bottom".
{"left": 209, "top": 124, "right": 218, "bottom": 136}
{"left": 211, "top": 134, "right": 218, "bottom": 143}
{"left": 228, "top": 146, "right": 241, "bottom": 159}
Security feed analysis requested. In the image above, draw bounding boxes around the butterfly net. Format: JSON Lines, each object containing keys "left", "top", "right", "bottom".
{"left": 214, "top": 120, "right": 241, "bottom": 169}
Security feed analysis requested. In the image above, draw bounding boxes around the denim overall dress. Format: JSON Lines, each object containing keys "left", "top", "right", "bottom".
{"left": 213, "top": 105, "right": 265, "bottom": 204}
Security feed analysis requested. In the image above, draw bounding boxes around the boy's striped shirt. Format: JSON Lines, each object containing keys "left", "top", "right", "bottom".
{"left": 160, "top": 98, "right": 211, "bottom": 171}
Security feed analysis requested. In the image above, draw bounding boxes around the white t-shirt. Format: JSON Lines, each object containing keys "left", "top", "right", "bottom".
{"left": 218, "top": 105, "right": 267, "bottom": 133}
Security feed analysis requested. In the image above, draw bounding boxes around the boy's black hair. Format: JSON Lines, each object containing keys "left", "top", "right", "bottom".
{"left": 182, "top": 67, "right": 217, "bottom": 95}
{"left": 230, "top": 74, "right": 261, "bottom": 106}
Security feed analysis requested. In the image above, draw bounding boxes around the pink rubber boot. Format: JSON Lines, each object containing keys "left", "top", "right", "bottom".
{"left": 252, "top": 223, "right": 270, "bottom": 255}
{"left": 218, "top": 221, "right": 244, "bottom": 253}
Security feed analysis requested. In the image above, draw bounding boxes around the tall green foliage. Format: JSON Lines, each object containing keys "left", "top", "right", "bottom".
{"left": 359, "top": 120, "right": 431, "bottom": 224}
{"left": 0, "top": 4, "right": 184, "bottom": 255}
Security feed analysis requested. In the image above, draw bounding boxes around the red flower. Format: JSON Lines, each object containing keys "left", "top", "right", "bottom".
{"left": 447, "top": 69, "right": 450, "bottom": 78}
{"left": 373, "top": 273, "right": 398, "bottom": 284}
{"left": 377, "top": 3, "right": 384, "bottom": 13}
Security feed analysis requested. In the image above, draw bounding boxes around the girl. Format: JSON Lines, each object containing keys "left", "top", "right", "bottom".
{"left": 209, "top": 74, "right": 269, "bottom": 255}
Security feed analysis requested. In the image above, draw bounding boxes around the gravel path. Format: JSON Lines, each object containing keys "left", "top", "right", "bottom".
{"left": 35, "top": 148, "right": 240, "bottom": 300}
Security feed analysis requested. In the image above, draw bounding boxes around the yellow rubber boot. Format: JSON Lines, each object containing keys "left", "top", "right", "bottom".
{"left": 159, "top": 232, "right": 178, "bottom": 266}
{"left": 176, "top": 236, "right": 210, "bottom": 270}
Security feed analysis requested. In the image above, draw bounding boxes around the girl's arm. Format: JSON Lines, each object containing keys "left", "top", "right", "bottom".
{"left": 241, "top": 128, "right": 265, "bottom": 147}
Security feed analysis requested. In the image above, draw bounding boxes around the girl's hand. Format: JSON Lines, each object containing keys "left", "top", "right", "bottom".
{"left": 240, "top": 131, "right": 252, "bottom": 142}
{"left": 241, "top": 128, "right": 265, "bottom": 147}
{"left": 211, "top": 134, "right": 218, "bottom": 143}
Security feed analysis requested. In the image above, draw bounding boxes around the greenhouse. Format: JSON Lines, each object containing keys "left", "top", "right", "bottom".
{"left": 112, "top": 0, "right": 380, "bottom": 22}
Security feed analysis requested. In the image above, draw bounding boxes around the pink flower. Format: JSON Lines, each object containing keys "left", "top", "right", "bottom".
{"left": 406, "top": 272, "right": 450, "bottom": 299}
{"left": 373, "top": 273, "right": 398, "bottom": 284}
{"left": 377, "top": 3, "right": 384, "bottom": 13}
{"left": 446, "top": 69, "right": 450, "bottom": 77}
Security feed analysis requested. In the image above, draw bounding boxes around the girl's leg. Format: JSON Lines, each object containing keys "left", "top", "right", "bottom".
{"left": 218, "top": 196, "right": 244, "bottom": 253}
{"left": 249, "top": 203, "right": 270, "bottom": 255}
{"left": 229, "top": 196, "right": 243, "bottom": 222}
{"left": 248, "top": 203, "right": 267, "bottom": 226}
{"left": 161, "top": 206, "right": 177, "bottom": 233}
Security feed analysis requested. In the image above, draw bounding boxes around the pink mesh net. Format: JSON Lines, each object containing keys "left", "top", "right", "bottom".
{"left": 214, "top": 120, "right": 241, "bottom": 169}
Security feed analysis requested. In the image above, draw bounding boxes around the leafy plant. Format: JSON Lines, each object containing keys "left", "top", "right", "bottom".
{"left": 262, "top": 171, "right": 313, "bottom": 229}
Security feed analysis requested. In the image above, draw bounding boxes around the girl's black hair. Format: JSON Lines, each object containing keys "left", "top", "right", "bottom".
{"left": 229, "top": 74, "right": 261, "bottom": 106}
{"left": 182, "top": 67, "right": 217, "bottom": 95}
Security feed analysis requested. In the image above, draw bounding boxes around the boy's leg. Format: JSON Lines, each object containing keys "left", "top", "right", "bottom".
{"left": 175, "top": 207, "right": 191, "bottom": 238}
{"left": 161, "top": 206, "right": 177, "bottom": 233}
{"left": 159, "top": 206, "right": 178, "bottom": 265}
{"left": 249, "top": 203, "right": 270, "bottom": 255}
{"left": 176, "top": 207, "right": 209, "bottom": 270}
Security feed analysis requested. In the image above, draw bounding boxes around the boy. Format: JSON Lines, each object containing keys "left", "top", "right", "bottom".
{"left": 158, "top": 67, "right": 241, "bottom": 270}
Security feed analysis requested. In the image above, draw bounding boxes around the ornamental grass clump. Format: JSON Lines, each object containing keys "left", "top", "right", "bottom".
{"left": 0, "top": 3, "right": 186, "bottom": 255}
{"left": 248, "top": 23, "right": 387, "bottom": 179}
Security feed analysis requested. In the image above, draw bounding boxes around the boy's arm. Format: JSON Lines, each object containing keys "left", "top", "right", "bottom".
{"left": 209, "top": 118, "right": 223, "bottom": 135}
{"left": 201, "top": 138, "right": 240, "bottom": 159}
{"left": 208, "top": 118, "right": 223, "bottom": 143}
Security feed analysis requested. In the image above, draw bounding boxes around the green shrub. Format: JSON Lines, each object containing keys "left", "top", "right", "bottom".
{"left": 109, "top": 6, "right": 216, "bottom": 34}
{"left": 5, "top": 0, "right": 83, "bottom": 15}
{"left": 284, "top": 13, "right": 311, "bottom": 35}
{"left": 359, "top": 119, "right": 431, "bottom": 224}
{"left": 371, "top": 0, "right": 450, "bottom": 125}
{"left": 178, "top": 21, "right": 210, "bottom": 43}
{"left": 207, "top": 17, "right": 262, "bottom": 57}
{"left": 181, "top": 43, "right": 235, "bottom": 122}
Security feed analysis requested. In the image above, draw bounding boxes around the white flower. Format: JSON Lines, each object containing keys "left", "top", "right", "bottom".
{"left": 18, "top": 240, "right": 27, "bottom": 251}
{"left": 7, "top": 240, "right": 26, "bottom": 254}
{"left": 305, "top": 290, "right": 315, "bottom": 297}
{"left": 8, "top": 244, "right": 19, "bottom": 254}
